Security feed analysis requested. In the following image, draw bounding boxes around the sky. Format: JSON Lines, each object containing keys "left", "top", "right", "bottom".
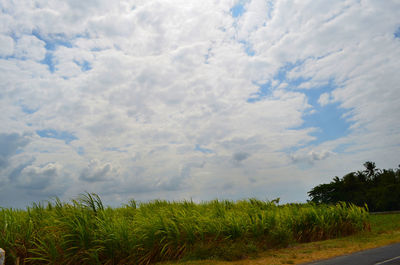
{"left": 1, "top": 0, "right": 400, "bottom": 208}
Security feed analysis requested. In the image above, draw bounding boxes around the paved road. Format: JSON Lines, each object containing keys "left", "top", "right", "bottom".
{"left": 303, "top": 243, "right": 400, "bottom": 265}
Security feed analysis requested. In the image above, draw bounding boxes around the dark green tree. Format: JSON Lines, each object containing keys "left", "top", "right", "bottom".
{"left": 363, "top": 161, "right": 379, "bottom": 180}
{"left": 308, "top": 162, "right": 400, "bottom": 211}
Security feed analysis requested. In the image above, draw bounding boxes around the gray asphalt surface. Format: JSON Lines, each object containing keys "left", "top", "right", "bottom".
{"left": 303, "top": 243, "right": 400, "bottom": 265}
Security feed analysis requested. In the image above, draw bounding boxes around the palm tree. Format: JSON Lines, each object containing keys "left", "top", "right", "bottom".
{"left": 363, "top": 161, "right": 379, "bottom": 180}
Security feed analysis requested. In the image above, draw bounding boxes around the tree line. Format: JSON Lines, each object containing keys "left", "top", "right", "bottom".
{"left": 308, "top": 162, "right": 400, "bottom": 212}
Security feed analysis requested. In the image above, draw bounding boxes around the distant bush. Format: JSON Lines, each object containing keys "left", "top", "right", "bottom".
{"left": 308, "top": 162, "right": 400, "bottom": 212}
{"left": 0, "top": 193, "right": 369, "bottom": 264}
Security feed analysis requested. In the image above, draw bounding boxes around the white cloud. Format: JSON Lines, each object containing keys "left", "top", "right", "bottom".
{"left": 0, "top": 34, "right": 14, "bottom": 56}
{"left": 16, "top": 163, "right": 61, "bottom": 189}
{"left": 290, "top": 149, "right": 334, "bottom": 165}
{"left": 80, "top": 159, "right": 116, "bottom": 182}
{"left": 14, "top": 35, "right": 46, "bottom": 61}
{"left": 0, "top": 0, "right": 399, "bottom": 207}
{"left": 318, "top": 92, "right": 332, "bottom": 106}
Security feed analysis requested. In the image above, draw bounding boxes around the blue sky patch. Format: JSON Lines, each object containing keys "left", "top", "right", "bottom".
{"left": 395, "top": 27, "right": 400, "bottom": 39}
{"left": 32, "top": 30, "right": 72, "bottom": 50}
{"left": 40, "top": 52, "right": 56, "bottom": 73}
{"left": 250, "top": 60, "right": 353, "bottom": 146}
{"left": 195, "top": 144, "right": 213, "bottom": 154}
{"left": 32, "top": 30, "right": 74, "bottom": 73}
{"left": 247, "top": 61, "right": 306, "bottom": 103}
{"left": 239, "top": 40, "right": 255, "bottom": 56}
{"left": 204, "top": 47, "right": 212, "bottom": 64}
{"left": 274, "top": 61, "right": 310, "bottom": 87}
{"left": 74, "top": 60, "right": 92, "bottom": 72}
{"left": 21, "top": 105, "right": 38, "bottom": 114}
{"left": 245, "top": 46, "right": 255, "bottom": 56}
{"left": 231, "top": 2, "right": 246, "bottom": 18}
{"left": 266, "top": 1, "right": 274, "bottom": 19}
{"left": 247, "top": 82, "right": 272, "bottom": 102}
{"left": 303, "top": 80, "right": 336, "bottom": 106}
{"left": 299, "top": 102, "right": 352, "bottom": 145}
{"left": 36, "top": 129, "right": 78, "bottom": 144}
{"left": 77, "top": 146, "right": 85, "bottom": 156}
{"left": 273, "top": 63, "right": 353, "bottom": 146}
{"left": 293, "top": 80, "right": 353, "bottom": 145}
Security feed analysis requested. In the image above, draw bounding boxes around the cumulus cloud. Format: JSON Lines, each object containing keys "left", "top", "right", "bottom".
{"left": 0, "top": 0, "right": 399, "bottom": 207}
{"left": 16, "top": 163, "right": 61, "bottom": 190}
{"left": 0, "top": 161, "right": 70, "bottom": 207}
{"left": 80, "top": 159, "right": 115, "bottom": 182}
{"left": 318, "top": 92, "right": 333, "bottom": 106}
{"left": 290, "top": 150, "right": 334, "bottom": 165}
{"left": 14, "top": 35, "right": 46, "bottom": 61}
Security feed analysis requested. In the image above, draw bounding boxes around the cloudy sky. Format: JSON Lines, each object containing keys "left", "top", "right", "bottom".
{"left": 1, "top": 0, "right": 400, "bottom": 208}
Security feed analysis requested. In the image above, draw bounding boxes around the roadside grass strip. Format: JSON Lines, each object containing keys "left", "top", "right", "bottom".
{"left": 159, "top": 213, "right": 400, "bottom": 265}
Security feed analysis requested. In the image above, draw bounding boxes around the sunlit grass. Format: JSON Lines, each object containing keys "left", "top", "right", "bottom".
{"left": 160, "top": 214, "right": 400, "bottom": 265}
{"left": 0, "top": 193, "right": 369, "bottom": 264}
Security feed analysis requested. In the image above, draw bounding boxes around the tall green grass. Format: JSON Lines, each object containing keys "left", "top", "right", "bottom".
{"left": 0, "top": 193, "right": 369, "bottom": 264}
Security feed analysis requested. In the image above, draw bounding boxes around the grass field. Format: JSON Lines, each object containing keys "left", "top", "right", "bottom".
{"left": 0, "top": 194, "right": 370, "bottom": 264}
{"left": 159, "top": 213, "right": 400, "bottom": 265}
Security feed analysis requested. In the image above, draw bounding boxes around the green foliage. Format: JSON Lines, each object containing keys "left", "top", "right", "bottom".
{"left": 308, "top": 162, "right": 400, "bottom": 211}
{"left": 0, "top": 193, "right": 369, "bottom": 264}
